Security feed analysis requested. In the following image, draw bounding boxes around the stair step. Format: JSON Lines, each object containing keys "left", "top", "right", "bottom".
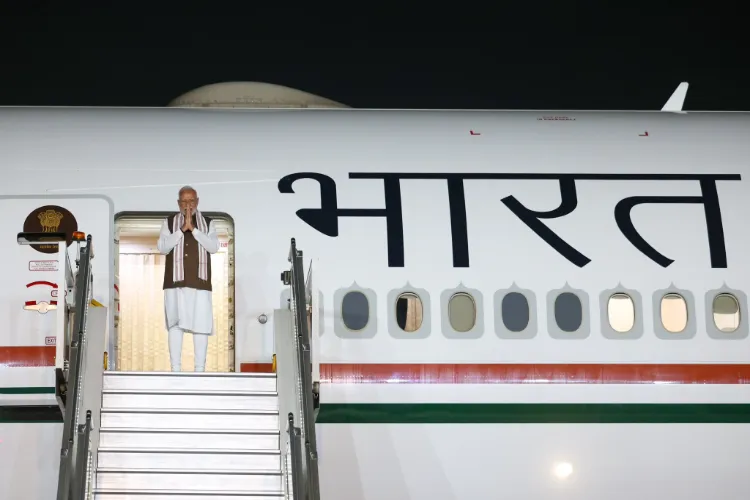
{"left": 103, "top": 372, "right": 277, "bottom": 393}
{"left": 98, "top": 448, "right": 281, "bottom": 471}
{"left": 96, "top": 468, "right": 282, "bottom": 492}
{"left": 99, "top": 429, "right": 279, "bottom": 451}
{"left": 101, "top": 408, "right": 279, "bottom": 431}
{"left": 94, "top": 489, "right": 284, "bottom": 499}
{"left": 101, "top": 390, "right": 279, "bottom": 411}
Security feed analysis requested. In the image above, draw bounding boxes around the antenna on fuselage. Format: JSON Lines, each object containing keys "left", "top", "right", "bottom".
{"left": 661, "top": 82, "right": 689, "bottom": 113}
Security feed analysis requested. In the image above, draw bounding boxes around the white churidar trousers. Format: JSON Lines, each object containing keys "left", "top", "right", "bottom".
{"left": 164, "top": 287, "right": 214, "bottom": 372}
{"left": 168, "top": 326, "right": 208, "bottom": 372}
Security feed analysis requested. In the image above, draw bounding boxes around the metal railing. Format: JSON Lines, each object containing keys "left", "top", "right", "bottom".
{"left": 56, "top": 235, "right": 95, "bottom": 500}
{"left": 281, "top": 238, "right": 321, "bottom": 500}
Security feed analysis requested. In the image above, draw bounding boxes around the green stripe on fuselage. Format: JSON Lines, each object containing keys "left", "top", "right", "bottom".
{"left": 0, "top": 387, "right": 60, "bottom": 422}
{"left": 0, "top": 387, "right": 55, "bottom": 394}
{"left": 316, "top": 403, "right": 750, "bottom": 424}
{"left": 0, "top": 405, "right": 62, "bottom": 423}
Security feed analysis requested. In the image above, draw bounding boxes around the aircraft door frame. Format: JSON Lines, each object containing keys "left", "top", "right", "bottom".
{"left": 114, "top": 211, "right": 236, "bottom": 372}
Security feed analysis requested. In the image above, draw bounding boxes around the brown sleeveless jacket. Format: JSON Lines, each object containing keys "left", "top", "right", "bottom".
{"left": 163, "top": 214, "right": 213, "bottom": 291}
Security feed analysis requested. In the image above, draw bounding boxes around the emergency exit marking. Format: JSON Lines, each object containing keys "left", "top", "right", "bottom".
{"left": 45, "top": 337, "right": 56, "bottom": 346}
{"left": 29, "top": 260, "right": 58, "bottom": 272}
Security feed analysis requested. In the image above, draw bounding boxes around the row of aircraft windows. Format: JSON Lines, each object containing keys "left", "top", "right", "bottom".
{"left": 323, "top": 286, "right": 747, "bottom": 340}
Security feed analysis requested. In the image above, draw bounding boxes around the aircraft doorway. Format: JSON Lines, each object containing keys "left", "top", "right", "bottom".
{"left": 114, "top": 213, "right": 235, "bottom": 372}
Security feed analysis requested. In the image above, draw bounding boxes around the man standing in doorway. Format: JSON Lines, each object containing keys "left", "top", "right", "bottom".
{"left": 157, "top": 185, "right": 219, "bottom": 372}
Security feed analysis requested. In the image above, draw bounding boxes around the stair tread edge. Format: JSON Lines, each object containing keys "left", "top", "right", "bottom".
{"left": 97, "top": 467, "right": 283, "bottom": 474}
{"left": 101, "top": 408, "right": 279, "bottom": 414}
{"left": 100, "top": 427, "right": 279, "bottom": 434}
{"left": 104, "top": 371, "right": 277, "bottom": 378}
{"left": 98, "top": 447, "right": 281, "bottom": 454}
{"left": 103, "top": 389, "right": 278, "bottom": 395}
{"left": 93, "top": 488, "right": 284, "bottom": 495}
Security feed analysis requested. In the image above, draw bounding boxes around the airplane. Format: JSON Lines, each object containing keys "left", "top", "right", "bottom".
{"left": 1, "top": 81, "right": 750, "bottom": 500}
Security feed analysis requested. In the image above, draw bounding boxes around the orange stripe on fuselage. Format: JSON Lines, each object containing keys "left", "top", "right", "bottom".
{"left": 240, "top": 363, "right": 275, "bottom": 373}
{"left": 5, "top": 353, "right": 747, "bottom": 384}
{"left": 0, "top": 346, "right": 55, "bottom": 367}
{"left": 320, "top": 363, "right": 750, "bottom": 384}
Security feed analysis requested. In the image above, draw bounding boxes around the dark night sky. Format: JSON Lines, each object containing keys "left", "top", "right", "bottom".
{"left": 1, "top": 4, "right": 745, "bottom": 110}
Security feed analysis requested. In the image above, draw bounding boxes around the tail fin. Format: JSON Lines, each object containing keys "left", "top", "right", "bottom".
{"left": 661, "top": 82, "right": 689, "bottom": 112}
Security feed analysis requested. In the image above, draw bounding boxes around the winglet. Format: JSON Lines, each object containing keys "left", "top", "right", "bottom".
{"left": 661, "top": 82, "right": 689, "bottom": 112}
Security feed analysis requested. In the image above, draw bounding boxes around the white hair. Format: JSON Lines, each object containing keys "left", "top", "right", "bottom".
{"left": 178, "top": 185, "right": 197, "bottom": 197}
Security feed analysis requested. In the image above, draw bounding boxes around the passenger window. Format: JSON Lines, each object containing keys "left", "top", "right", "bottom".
{"left": 607, "top": 293, "right": 635, "bottom": 333}
{"left": 448, "top": 292, "right": 476, "bottom": 332}
{"left": 660, "top": 293, "right": 688, "bottom": 333}
{"left": 713, "top": 293, "right": 740, "bottom": 333}
{"left": 554, "top": 292, "right": 582, "bottom": 332}
{"left": 501, "top": 292, "right": 530, "bottom": 332}
{"left": 396, "top": 292, "right": 423, "bottom": 332}
{"left": 341, "top": 291, "right": 370, "bottom": 331}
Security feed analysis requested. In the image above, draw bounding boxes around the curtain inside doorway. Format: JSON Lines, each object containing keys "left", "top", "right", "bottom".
{"left": 117, "top": 252, "right": 231, "bottom": 372}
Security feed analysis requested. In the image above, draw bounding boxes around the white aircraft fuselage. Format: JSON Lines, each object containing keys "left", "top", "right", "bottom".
{"left": 1, "top": 105, "right": 749, "bottom": 499}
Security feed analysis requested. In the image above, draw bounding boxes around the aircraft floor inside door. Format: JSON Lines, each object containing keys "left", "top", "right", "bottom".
{"left": 0, "top": 195, "right": 112, "bottom": 500}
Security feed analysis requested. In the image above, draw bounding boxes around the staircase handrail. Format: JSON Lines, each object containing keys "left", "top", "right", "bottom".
{"left": 287, "top": 238, "right": 321, "bottom": 500}
{"left": 56, "top": 235, "right": 94, "bottom": 500}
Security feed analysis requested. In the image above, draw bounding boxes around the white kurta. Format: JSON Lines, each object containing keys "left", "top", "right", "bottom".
{"left": 157, "top": 217, "right": 220, "bottom": 335}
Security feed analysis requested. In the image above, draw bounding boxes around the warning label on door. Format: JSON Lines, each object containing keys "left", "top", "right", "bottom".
{"left": 29, "top": 260, "right": 58, "bottom": 272}
{"left": 45, "top": 336, "right": 56, "bottom": 346}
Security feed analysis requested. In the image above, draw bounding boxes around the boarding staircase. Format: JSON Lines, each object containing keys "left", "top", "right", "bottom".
{"left": 94, "top": 370, "right": 283, "bottom": 498}
{"left": 25, "top": 231, "right": 321, "bottom": 500}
